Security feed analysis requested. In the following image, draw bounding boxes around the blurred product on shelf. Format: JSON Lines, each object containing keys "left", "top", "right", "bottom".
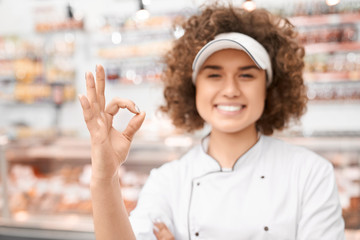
{"left": 12, "top": 83, "right": 76, "bottom": 104}
{"left": 14, "top": 84, "right": 51, "bottom": 103}
{"left": 289, "top": 0, "right": 360, "bottom": 17}
{"left": 105, "top": 59, "right": 164, "bottom": 84}
{"left": 94, "top": 12, "right": 188, "bottom": 85}
{"left": 289, "top": 11, "right": 360, "bottom": 103}
{"left": 9, "top": 127, "right": 57, "bottom": 141}
{"left": 9, "top": 164, "right": 92, "bottom": 215}
{"left": 304, "top": 52, "right": 360, "bottom": 77}
{"left": 33, "top": 3, "right": 84, "bottom": 33}
{"left": 7, "top": 163, "right": 147, "bottom": 217}
{"left": 0, "top": 59, "right": 13, "bottom": 77}
{"left": 14, "top": 58, "right": 43, "bottom": 83}
{"left": 3, "top": 137, "right": 165, "bottom": 218}
{"left": 306, "top": 82, "right": 360, "bottom": 101}
{"left": 343, "top": 196, "right": 360, "bottom": 229}
{"left": 97, "top": 40, "right": 171, "bottom": 59}
{"left": 298, "top": 24, "right": 357, "bottom": 44}
{"left": 35, "top": 19, "right": 84, "bottom": 33}
{"left": 0, "top": 34, "right": 77, "bottom": 104}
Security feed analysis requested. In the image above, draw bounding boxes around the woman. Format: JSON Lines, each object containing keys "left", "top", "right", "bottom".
{"left": 79, "top": 3, "right": 345, "bottom": 240}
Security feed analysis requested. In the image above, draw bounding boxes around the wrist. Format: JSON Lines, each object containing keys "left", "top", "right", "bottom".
{"left": 90, "top": 173, "right": 120, "bottom": 189}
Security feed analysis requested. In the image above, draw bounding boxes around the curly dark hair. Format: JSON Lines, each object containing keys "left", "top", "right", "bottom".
{"left": 159, "top": 3, "right": 307, "bottom": 135}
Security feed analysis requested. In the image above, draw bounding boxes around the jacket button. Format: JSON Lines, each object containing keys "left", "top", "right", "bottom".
{"left": 195, "top": 232, "right": 199, "bottom": 236}
{"left": 197, "top": 182, "right": 200, "bottom": 186}
{"left": 264, "top": 226, "right": 269, "bottom": 231}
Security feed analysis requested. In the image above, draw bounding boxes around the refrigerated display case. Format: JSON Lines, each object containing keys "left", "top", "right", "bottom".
{"left": 0, "top": 137, "right": 95, "bottom": 239}
{"left": 0, "top": 133, "right": 193, "bottom": 239}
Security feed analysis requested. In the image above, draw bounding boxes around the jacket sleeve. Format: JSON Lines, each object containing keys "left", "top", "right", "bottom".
{"left": 129, "top": 162, "right": 176, "bottom": 240}
{"left": 297, "top": 156, "right": 345, "bottom": 240}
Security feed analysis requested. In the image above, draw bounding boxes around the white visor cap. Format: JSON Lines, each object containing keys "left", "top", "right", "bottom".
{"left": 192, "top": 32, "right": 273, "bottom": 87}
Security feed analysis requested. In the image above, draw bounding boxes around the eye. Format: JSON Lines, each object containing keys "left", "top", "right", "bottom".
{"left": 239, "top": 73, "right": 254, "bottom": 78}
{"left": 207, "top": 74, "right": 222, "bottom": 78}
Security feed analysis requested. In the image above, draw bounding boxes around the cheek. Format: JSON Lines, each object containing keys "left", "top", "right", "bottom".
{"left": 195, "top": 86, "right": 212, "bottom": 120}
{"left": 257, "top": 87, "right": 267, "bottom": 115}
{"left": 248, "top": 84, "right": 267, "bottom": 115}
{"left": 195, "top": 89, "right": 205, "bottom": 114}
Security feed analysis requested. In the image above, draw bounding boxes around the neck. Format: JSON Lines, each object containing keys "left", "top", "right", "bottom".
{"left": 207, "top": 125, "right": 259, "bottom": 169}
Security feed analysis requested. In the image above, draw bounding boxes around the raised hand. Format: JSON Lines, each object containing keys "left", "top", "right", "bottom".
{"left": 79, "top": 65, "right": 146, "bottom": 181}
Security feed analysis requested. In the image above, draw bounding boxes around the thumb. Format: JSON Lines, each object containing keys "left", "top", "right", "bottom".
{"left": 122, "top": 111, "right": 146, "bottom": 141}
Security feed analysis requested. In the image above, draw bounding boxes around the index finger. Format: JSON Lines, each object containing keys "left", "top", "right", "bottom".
{"left": 105, "top": 98, "right": 140, "bottom": 117}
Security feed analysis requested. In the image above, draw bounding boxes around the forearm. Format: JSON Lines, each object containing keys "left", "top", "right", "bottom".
{"left": 90, "top": 176, "right": 136, "bottom": 240}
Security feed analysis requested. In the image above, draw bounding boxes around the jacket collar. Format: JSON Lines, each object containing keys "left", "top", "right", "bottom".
{"left": 192, "top": 133, "right": 264, "bottom": 177}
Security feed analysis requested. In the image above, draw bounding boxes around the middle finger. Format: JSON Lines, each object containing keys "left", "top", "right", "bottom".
{"left": 95, "top": 65, "right": 106, "bottom": 111}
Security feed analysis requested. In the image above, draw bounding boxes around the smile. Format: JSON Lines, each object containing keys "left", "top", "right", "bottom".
{"left": 216, "top": 104, "right": 244, "bottom": 112}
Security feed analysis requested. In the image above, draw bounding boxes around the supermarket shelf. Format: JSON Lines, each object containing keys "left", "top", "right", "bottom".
{"left": 0, "top": 215, "right": 94, "bottom": 240}
{"left": 308, "top": 99, "right": 360, "bottom": 105}
{"left": 304, "top": 72, "right": 360, "bottom": 82}
{"left": 281, "top": 136, "right": 360, "bottom": 151}
{"left": 290, "top": 13, "right": 360, "bottom": 27}
{"left": 5, "top": 137, "right": 91, "bottom": 164}
{"left": 4, "top": 136, "right": 189, "bottom": 168}
{"left": 0, "top": 100, "right": 57, "bottom": 107}
{"left": 305, "top": 42, "right": 360, "bottom": 54}
{"left": 35, "top": 20, "right": 84, "bottom": 33}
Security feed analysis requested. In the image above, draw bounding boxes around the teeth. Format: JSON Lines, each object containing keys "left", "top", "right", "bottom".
{"left": 217, "top": 105, "right": 242, "bottom": 112}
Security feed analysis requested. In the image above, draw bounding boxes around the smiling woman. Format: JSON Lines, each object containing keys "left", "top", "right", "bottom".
{"left": 160, "top": 6, "right": 306, "bottom": 135}
{"left": 80, "top": 2, "right": 346, "bottom": 240}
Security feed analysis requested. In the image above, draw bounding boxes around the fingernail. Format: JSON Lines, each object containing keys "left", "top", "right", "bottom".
{"left": 135, "top": 105, "right": 140, "bottom": 113}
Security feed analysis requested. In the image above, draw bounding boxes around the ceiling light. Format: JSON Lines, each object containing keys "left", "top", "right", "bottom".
{"left": 326, "top": 0, "right": 340, "bottom": 6}
{"left": 135, "top": 0, "right": 150, "bottom": 21}
{"left": 111, "top": 32, "right": 122, "bottom": 44}
{"left": 242, "top": 0, "right": 256, "bottom": 12}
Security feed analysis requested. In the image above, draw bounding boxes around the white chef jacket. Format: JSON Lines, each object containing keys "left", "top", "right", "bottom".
{"left": 129, "top": 135, "right": 345, "bottom": 240}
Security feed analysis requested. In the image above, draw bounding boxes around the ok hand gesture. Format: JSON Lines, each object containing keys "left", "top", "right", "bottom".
{"left": 79, "top": 65, "right": 146, "bottom": 181}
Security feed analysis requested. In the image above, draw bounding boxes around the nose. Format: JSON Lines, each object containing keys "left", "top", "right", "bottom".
{"left": 222, "top": 77, "right": 241, "bottom": 98}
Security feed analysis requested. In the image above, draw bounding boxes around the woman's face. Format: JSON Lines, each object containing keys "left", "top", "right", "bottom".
{"left": 195, "top": 49, "right": 267, "bottom": 135}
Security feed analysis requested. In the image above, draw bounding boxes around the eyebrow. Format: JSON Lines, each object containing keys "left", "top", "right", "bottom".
{"left": 201, "top": 65, "right": 260, "bottom": 71}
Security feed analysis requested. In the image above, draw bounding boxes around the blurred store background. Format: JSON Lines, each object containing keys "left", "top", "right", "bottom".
{"left": 0, "top": 0, "right": 359, "bottom": 239}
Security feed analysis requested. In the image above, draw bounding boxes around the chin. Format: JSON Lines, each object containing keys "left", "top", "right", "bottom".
{"left": 212, "top": 125, "right": 248, "bottom": 134}
{"left": 211, "top": 122, "right": 257, "bottom": 135}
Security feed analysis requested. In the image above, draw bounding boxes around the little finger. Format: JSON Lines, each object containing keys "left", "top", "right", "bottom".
{"left": 78, "top": 94, "right": 97, "bottom": 131}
